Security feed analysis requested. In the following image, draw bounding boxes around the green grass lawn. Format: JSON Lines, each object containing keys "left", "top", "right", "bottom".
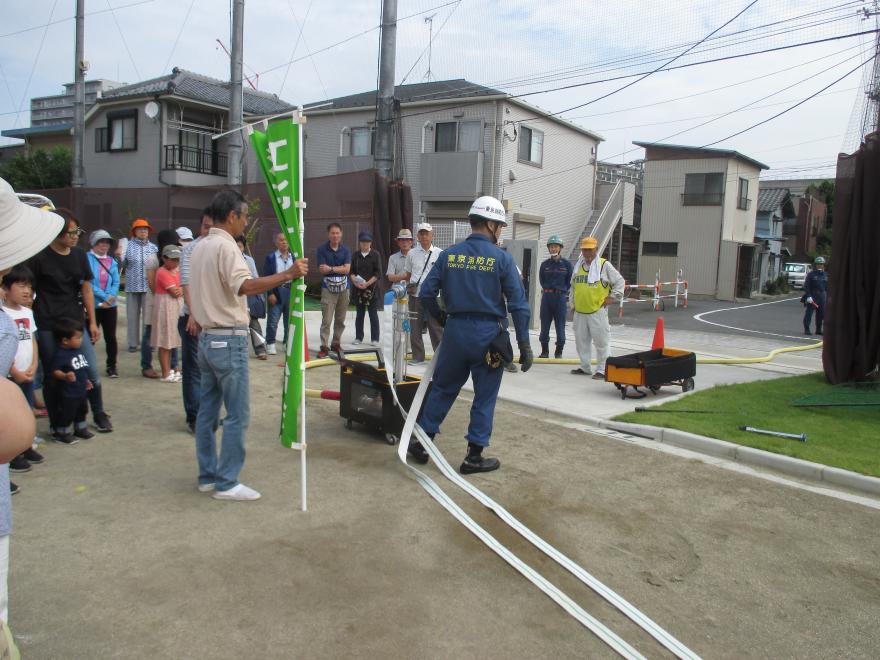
{"left": 614, "top": 373, "right": 880, "bottom": 477}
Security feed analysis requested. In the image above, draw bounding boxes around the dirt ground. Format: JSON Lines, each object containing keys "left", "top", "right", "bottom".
{"left": 9, "top": 348, "right": 880, "bottom": 659}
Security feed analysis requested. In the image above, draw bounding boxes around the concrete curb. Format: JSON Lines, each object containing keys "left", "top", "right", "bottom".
{"left": 597, "top": 419, "right": 880, "bottom": 497}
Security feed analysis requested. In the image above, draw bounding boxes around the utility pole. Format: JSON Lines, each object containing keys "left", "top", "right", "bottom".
{"left": 228, "top": 0, "right": 245, "bottom": 186}
{"left": 72, "top": 0, "right": 86, "bottom": 188}
{"left": 374, "top": 0, "right": 397, "bottom": 180}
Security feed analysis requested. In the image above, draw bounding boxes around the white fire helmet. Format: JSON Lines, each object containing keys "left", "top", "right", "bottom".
{"left": 468, "top": 196, "right": 507, "bottom": 226}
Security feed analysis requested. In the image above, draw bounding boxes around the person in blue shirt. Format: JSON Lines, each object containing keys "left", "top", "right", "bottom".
{"left": 412, "top": 196, "right": 533, "bottom": 475}
{"left": 315, "top": 223, "right": 351, "bottom": 358}
{"left": 537, "top": 235, "right": 572, "bottom": 359}
{"left": 802, "top": 256, "right": 828, "bottom": 335}
{"left": 87, "top": 230, "right": 121, "bottom": 377}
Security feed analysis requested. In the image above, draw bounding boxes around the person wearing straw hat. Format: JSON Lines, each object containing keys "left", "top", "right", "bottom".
{"left": 122, "top": 218, "right": 158, "bottom": 353}
{"left": 386, "top": 228, "right": 413, "bottom": 285}
{"left": 569, "top": 236, "right": 624, "bottom": 380}
{"left": 0, "top": 175, "right": 65, "bottom": 628}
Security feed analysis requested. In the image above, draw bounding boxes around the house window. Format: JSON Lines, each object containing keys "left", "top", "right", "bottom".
{"left": 107, "top": 110, "right": 137, "bottom": 151}
{"left": 95, "top": 127, "right": 108, "bottom": 152}
{"left": 434, "top": 120, "right": 481, "bottom": 153}
{"left": 682, "top": 173, "right": 723, "bottom": 205}
{"left": 518, "top": 126, "right": 543, "bottom": 166}
{"left": 737, "top": 177, "right": 750, "bottom": 210}
{"left": 642, "top": 241, "right": 678, "bottom": 257}
{"left": 350, "top": 127, "right": 373, "bottom": 156}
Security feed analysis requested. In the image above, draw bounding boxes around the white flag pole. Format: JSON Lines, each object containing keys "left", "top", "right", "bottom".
{"left": 297, "top": 108, "right": 308, "bottom": 512}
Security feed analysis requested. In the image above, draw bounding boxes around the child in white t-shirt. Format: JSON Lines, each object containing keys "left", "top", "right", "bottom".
{"left": 1, "top": 266, "right": 44, "bottom": 472}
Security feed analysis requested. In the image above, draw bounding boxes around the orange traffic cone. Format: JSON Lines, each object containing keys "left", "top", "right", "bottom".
{"left": 651, "top": 316, "right": 665, "bottom": 350}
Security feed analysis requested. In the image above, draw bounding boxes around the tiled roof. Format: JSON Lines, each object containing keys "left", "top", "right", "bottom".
{"left": 757, "top": 187, "right": 791, "bottom": 213}
{"left": 312, "top": 79, "right": 504, "bottom": 110}
{"left": 99, "top": 68, "right": 294, "bottom": 115}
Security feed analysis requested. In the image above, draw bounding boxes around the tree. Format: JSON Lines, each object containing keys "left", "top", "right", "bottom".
{"left": 0, "top": 146, "right": 72, "bottom": 189}
{"left": 811, "top": 179, "right": 835, "bottom": 228}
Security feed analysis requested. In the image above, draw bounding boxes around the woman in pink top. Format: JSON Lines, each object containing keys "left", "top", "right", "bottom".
{"left": 151, "top": 245, "right": 184, "bottom": 382}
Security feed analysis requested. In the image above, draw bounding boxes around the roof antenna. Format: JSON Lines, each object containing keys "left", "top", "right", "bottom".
{"left": 423, "top": 14, "right": 436, "bottom": 82}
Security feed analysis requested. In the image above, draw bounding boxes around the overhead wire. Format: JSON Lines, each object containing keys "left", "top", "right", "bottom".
{"left": 161, "top": 0, "right": 197, "bottom": 76}
{"left": 398, "top": 1, "right": 463, "bottom": 85}
{"left": 11, "top": 0, "right": 60, "bottom": 133}
{"left": 278, "top": 0, "right": 315, "bottom": 98}
{"left": 105, "top": 0, "right": 143, "bottom": 80}
{"left": 0, "top": 0, "right": 154, "bottom": 39}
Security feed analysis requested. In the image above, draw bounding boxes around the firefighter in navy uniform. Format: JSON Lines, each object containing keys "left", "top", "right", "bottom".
{"left": 802, "top": 255, "right": 828, "bottom": 335}
{"left": 537, "top": 235, "right": 573, "bottom": 359}
{"left": 408, "top": 196, "right": 533, "bottom": 474}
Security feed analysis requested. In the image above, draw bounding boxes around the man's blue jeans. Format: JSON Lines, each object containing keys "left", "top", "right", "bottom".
{"left": 265, "top": 286, "right": 290, "bottom": 345}
{"left": 195, "top": 333, "right": 250, "bottom": 492}
{"left": 178, "top": 315, "right": 201, "bottom": 425}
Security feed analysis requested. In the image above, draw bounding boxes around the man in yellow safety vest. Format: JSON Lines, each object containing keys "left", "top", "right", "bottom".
{"left": 569, "top": 236, "right": 625, "bottom": 379}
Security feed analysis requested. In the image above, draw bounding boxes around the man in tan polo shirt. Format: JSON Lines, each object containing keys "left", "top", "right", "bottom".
{"left": 189, "top": 190, "right": 308, "bottom": 501}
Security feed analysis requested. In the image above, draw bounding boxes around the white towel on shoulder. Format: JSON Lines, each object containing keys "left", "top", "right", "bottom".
{"left": 587, "top": 256, "right": 602, "bottom": 284}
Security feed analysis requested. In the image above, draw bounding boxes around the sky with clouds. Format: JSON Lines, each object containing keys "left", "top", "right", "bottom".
{"left": 1, "top": 0, "right": 876, "bottom": 180}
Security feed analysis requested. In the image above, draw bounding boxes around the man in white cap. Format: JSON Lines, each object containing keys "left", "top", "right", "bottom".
{"left": 176, "top": 226, "right": 195, "bottom": 244}
{"left": 0, "top": 176, "right": 64, "bottom": 628}
{"left": 386, "top": 228, "right": 413, "bottom": 286}
{"left": 404, "top": 222, "right": 443, "bottom": 364}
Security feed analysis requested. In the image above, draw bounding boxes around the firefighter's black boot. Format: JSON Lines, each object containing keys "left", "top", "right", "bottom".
{"left": 538, "top": 342, "right": 549, "bottom": 359}
{"left": 460, "top": 443, "right": 500, "bottom": 474}
{"left": 554, "top": 343, "right": 564, "bottom": 359}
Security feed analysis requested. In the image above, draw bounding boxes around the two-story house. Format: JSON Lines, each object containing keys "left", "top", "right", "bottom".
{"left": 755, "top": 187, "right": 795, "bottom": 290}
{"left": 262, "top": 80, "right": 604, "bottom": 252}
{"left": 633, "top": 142, "right": 769, "bottom": 301}
{"left": 81, "top": 68, "right": 293, "bottom": 213}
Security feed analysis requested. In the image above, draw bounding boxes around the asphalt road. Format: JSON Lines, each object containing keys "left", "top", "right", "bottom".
{"left": 611, "top": 295, "right": 816, "bottom": 344}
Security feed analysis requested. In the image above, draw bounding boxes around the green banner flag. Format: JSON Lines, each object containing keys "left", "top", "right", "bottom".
{"left": 248, "top": 117, "right": 306, "bottom": 448}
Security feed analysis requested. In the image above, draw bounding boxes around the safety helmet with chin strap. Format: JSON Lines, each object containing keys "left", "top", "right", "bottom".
{"left": 468, "top": 196, "right": 507, "bottom": 226}
{"left": 546, "top": 234, "right": 564, "bottom": 247}
{"left": 814, "top": 256, "right": 826, "bottom": 265}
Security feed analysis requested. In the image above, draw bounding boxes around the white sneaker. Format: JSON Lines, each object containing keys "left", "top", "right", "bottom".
{"left": 407, "top": 359, "right": 424, "bottom": 366}
{"left": 212, "top": 483, "right": 261, "bottom": 501}
{"left": 198, "top": 483, "right": 216, "bottom": 493}
{"left": 370, "top": 340, "right": 380, "bottom": 346}
{"left": 171, "top": 370, "right": 183, "bottom": 382}
{"left": 352, "top": 338, "right": 362, "bottom": 345}
{"left": 266, "top": 344, "right": 277, "bottom": 355}
{"left": 160, "top": 374, "right": 178, "bottom": 383}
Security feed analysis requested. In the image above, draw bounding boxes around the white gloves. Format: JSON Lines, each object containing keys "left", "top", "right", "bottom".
{"left": 806, "top": 297, "right": 814, "bottom": 305}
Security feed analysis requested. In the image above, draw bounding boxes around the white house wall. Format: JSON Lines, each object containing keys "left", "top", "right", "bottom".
{"left": 499, "top": 102, "right": 597, "bottom": 250}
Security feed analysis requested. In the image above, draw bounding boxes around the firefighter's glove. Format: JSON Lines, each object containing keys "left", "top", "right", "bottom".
{"left": 518, "top": 341, "right": 534, "bottom": 373}
{"left": 806, "top": 297, "right": 813, "bottom": 305}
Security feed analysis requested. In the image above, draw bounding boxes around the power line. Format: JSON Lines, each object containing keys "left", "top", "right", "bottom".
{"left": 11, "top": 0, "right": 59, "bottom": 131}
{"left": 105, "top": 0, "right": 142, "bottom": 80}
{"left": 0, "top": 0, "right": 154, "bottom": 39}
{"left": 258, "top": 0, "right": 461, "bottom": 76}
{"left": 161, "top": 0, "right": 197, "bottom": 76}
{"left": 547, "top": 0, "right": 761, "bottom": 118}
{"left": 278, "top": 0, "right": 315, "bottom": 97}
{"left": 701, "top": 52, "right": 877, "bottom": 148}
{"left": 398, "top": 1, "right": 463, "bottom": 85}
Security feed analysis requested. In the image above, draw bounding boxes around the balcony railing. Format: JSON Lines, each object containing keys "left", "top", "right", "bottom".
{"left": 681, "top": 192, "right": 723, "bottom": 206}
{"left": 164, "top": 145, "right": 227, "bottom": 176}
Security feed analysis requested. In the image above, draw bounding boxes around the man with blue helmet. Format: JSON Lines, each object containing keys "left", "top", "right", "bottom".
{"left": 410, "top": 196, "right": 532, "bottom": 474}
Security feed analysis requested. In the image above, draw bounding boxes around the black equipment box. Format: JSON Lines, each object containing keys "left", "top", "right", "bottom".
{"left": 605, "top": 347, "right": 696, "bottom": 399}
{"left": 338, "top": 349, "right": 430, "bottom": 444}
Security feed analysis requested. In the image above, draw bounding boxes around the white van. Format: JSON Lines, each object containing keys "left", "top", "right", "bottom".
{"left": 784, "top": 262, "right": 810, "bottom": 289}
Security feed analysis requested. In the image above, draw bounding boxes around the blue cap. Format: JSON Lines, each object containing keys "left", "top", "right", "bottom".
{"left": 358, "top": 231, "right": 373, "bottom": 242}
